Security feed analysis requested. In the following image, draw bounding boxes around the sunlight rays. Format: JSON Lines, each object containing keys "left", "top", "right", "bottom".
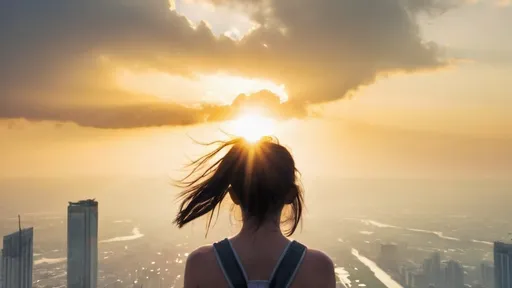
{"left": 228, "top": 110, "right": 276, "bottom": 142}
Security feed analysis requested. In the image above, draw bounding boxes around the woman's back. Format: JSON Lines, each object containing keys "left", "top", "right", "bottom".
{"left": 184, "top": 233, "right": 335, "bottom": 288}
{"left": 174, "top": 137, "right": 336, "bottom": 287}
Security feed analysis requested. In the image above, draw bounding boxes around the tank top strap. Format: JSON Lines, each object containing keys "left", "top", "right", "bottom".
{"left": 213, "top": 238, "right": 248, "bottom": 288}
{"left": 268, "top": 241, "right": 307, "bottom": 288}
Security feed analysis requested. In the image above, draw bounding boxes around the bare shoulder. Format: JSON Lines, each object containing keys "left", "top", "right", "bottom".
{"left": 292, "top": 248, "right": 336, "bottom": 288}
{"left": 185, "top": 245, "right": 218, "bottom": 273}
{"left": 304, "top": 248, "right": 335, "bottom": 272}
{"left": 187, "top": 245, "right": 216, "bottom": 262}
{"left": 184, "top": 245, "right": 222, "bottom": 288}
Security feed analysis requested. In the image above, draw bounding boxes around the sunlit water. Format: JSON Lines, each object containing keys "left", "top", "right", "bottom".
{"left": 100, "top": 227, "right": 144, "bottom": 243}
{"left": 34, "top": 257, "right": 66, "bottom": 266}
{"left": 359, "top": 219, "right": 494, "bottom": 243}
{"left": 335, "top": 267, "right": 352, "bottom": 287}
{"left": 352, "top": 249, "right": 403, "bottom": 288}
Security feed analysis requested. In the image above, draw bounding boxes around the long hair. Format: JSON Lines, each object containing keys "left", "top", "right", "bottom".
{"left": 173, "top": 136, "right": 304, "bottom": 236}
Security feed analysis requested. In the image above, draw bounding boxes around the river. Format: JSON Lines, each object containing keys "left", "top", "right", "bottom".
{"left": 352, "top": 249, "right": 403, "bottom": 288}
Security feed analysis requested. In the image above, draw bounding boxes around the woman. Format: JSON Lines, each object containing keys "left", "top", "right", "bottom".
{"left": 174, "top": 137, "right": 336, "bottom": 288}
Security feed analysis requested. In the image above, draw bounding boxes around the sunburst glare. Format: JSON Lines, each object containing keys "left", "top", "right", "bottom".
{"left": 229, "top": 111, "right": 276, "bottom": 142}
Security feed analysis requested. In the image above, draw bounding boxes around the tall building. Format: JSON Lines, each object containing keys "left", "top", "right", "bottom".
{"left": 480, "top": 262, "right": 494, "bottom": 288}
{"left": 494, "top": 241, "right": 512, "bottom": 288}
{"left": 411, "top": 272, "right": 427, "bottom": 288}
{"left": 445, "top": 260, "right": 464, "bottom": 288}
{"left": 423, "top": 252, "right": 442, "bottom": 287}
{"left": 67, "top": 199, "right": 98, "bottom": 288}
{"left": 399, "top": 264, "right": 416, "bottom": 286}
{"left": 432, "top": 252, "right": 441, "bottom": 286}
{"left": 1, "top": 227, "right": 34, "bottom": 288}
{"left": 378, "top": 243, "right": 400, "bottom": 272}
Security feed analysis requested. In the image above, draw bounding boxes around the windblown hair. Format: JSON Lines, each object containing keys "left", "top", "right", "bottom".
{"left": 173, "top": 136, "right": 304, "bottom": 236}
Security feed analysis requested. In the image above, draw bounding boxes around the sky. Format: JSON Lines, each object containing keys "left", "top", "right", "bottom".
{"left": 0, "top": 0, "right": 511, "bottom": 179}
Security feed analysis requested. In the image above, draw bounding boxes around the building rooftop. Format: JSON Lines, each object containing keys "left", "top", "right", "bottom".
{"left": 494, "top": 241, "right": 512, "bottom": 254}
{"left": 3, "top": 227, "right": 34, "bottom": 239}
{"left": 68, "top": 199, "right": 98, "bottom": 207}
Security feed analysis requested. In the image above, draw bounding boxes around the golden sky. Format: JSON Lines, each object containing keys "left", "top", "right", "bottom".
{"left": 0, "top": 0, "right": 511, "bottom": 178}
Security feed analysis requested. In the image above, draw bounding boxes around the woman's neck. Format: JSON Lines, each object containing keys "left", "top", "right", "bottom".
{"left": 236, "top": 216, "right": 286, "bottom": 241}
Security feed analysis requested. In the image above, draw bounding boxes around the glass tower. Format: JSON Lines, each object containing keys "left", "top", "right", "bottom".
{"left": 67, "top": 199, "right": 98, "bottom": 288}
{"left": 495, "top": 241, "right": 512, "bottom": 288}
{"left": 1, "top": 227, "right": 33, "bottom": 288}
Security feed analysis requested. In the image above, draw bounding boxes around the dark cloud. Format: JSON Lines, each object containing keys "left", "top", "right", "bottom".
{"left": 0, "top": 0, "right": 451, "bottom": 128}
{"left": 3, "top": 100, "right": 201, "bottom": 129}
{"left": 1, "top": 90, "right": 292, "bottom": 129}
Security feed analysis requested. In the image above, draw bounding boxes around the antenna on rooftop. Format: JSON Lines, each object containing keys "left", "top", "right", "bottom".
{"left": 18, "top": 214, "right": 22, "bottom": 288}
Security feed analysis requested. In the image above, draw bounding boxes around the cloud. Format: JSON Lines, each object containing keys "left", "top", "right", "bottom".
{"left": 206, "top": 90, "right": 307, "bottom": 122}
{"left": 2, "top": 90, "right": 292, "bottom": 129}
{"left": 0, "top": 0, "right": 450, "bottom": 128}
{"left": 447, "top": 47, "right": 512, "bottom": 65}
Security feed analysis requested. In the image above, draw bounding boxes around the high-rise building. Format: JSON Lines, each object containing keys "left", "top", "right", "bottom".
{"left": 494, "top": 241, "right": 512, "bottom": 288}
{"left": 445, "top": 260, "right": 464, "bottom": 288}
{"left": 431, "top": 252, "right": 441, "bottom": 286}
{"left": 423, "top": 252, "right": 442, "bottom": 287}
{"left": 1, "top": 227, "right": 34, "bottom": 288}
{"left": 411, "top": 272, "right": 427, "bottom": 288}
{"left": 67, "top": 199, "right": 98, "bottom": 288}
{"left": 480, "top": 262, "right": 494, "bottom": 288}
{"left": 399, "top": 264, "right": 416, "bottom": 286}
{"left": 377, "top": 243, "right": 400, "bottom": 272}
{"left": 423, "top": 257, "right": 433, "bottom": 285}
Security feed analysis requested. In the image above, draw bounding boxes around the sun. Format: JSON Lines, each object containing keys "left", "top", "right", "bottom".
{"left": 229, "top": 111, "right": 276, "bottom": 142}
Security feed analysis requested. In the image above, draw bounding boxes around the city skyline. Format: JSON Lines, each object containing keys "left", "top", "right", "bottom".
{"left": 0, "top": 198, "right": 510, "bottom": 287}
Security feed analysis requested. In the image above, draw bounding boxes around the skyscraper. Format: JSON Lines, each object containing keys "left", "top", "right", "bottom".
{"left": 480, "top": 262, "right": 494, "bottom": 288}
{"left": 423, "top": 252, "right": 442, "bottom": 287}
{"left": 445, "top": 260, "right": 464, "bottom": 288}
{"left": 377, "top": 243, "right": 399, "bottom": 272}
{"left": 494, "top": 241, "right": 512, "bottom": 288}
{"left": 1, "top": 227, "right": 34, "bottom": 288}
{"left": 431, "top": 252, "right": 441, "bottom": 286}
{"left": 67, "top": 199, "right": 98, "bottom": 288}
{"left": 411, "top": 272, "right": 427, "bottom": 288}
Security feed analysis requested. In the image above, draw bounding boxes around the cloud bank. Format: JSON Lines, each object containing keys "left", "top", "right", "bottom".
{"left": 0, "top": 0, "right": 449, "bottom": 128}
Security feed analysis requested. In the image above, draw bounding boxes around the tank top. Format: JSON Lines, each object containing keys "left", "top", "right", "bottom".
{"left": 213, "top": 238, "right": 307, "bottom": 288}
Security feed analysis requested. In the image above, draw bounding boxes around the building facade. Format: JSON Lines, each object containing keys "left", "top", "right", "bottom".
{"left": 377, "top": 243, "right": 400, "bottom": 272}
{"left": 480, "top": 261, "right": 494, "bottom": 288}
{"left": 423, "top": 252, "right": 442, "bottom": 287}
{"left": 1, "top": 228, "right": 33, "bottom": 288}
{"left": 67, "top": 200, "right": 98, "bottom": 288}
{"left": 495, "top": 241, "right": 512, "bottom": 288}
{"left": 445, "top": 260, "right": 464, "bottom": 288}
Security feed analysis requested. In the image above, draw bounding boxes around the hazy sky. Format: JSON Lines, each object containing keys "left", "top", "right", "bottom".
{"left": 0, "top": 0, "right": 511, "bottom": 179}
